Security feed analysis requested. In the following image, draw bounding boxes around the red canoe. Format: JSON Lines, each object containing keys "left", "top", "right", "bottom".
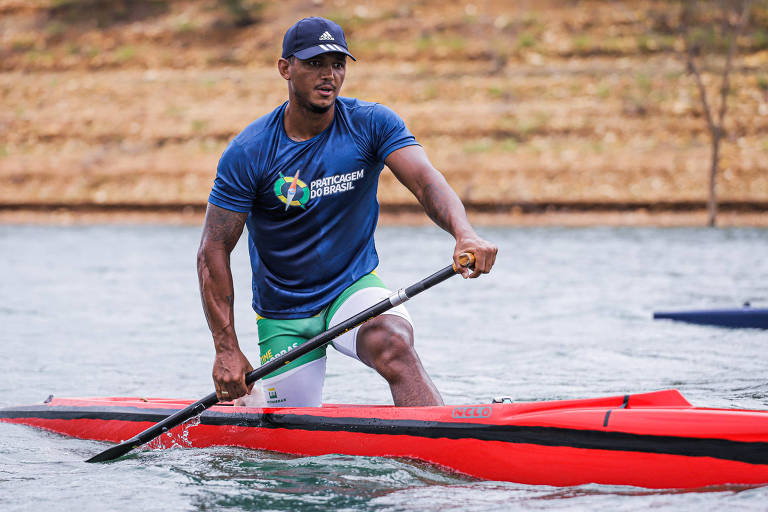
{"left": 2, "top": 389, "right": 767, "bottom": 489}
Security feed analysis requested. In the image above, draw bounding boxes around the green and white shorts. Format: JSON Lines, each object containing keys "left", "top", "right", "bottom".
{"left": 253, "top": 273, "right": 412, "bottom": 407}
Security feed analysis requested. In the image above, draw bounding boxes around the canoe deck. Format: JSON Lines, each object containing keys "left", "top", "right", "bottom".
{"left": 653, "top": 306, "right": 768, "bottom": 329}
{"left": 2, "top": 389, "right": 768, "bottom": 489}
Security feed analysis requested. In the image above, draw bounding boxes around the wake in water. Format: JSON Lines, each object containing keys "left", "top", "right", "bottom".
{"left": 146, "top": 413, "right": 202, "bottom": 451}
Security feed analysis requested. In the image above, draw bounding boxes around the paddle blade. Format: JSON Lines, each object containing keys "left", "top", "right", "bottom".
{"left": 85, "top": 440, "right": 139, "bottom": 463}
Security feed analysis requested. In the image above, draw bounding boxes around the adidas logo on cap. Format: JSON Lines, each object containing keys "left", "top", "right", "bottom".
{"left": 319, "top": 31, "right": 334, "bottom": 41}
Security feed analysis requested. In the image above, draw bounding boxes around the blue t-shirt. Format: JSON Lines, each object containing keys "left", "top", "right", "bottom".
{"left": 209, "top": 97, "right": 419, "bottom": 319}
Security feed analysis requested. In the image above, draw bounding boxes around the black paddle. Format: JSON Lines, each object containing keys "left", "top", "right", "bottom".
{"left": 86, "top": 253, "right": 474, "bottom": 463}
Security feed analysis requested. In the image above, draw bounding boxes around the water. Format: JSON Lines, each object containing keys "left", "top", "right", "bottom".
{"left": 1, "top": 224, "right": 767, "bottom": 511}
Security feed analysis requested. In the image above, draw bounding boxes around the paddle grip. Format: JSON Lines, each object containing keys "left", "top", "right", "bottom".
{"left": 452, "top": 252, "right": 475, "bottom": 272}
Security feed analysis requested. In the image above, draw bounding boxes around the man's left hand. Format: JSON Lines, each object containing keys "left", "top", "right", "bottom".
{"left": 454, "top": 234, "right": 498, "bottom": 279}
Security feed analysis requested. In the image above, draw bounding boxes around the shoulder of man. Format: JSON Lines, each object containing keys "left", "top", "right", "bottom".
{"left": 229, "top": 102, "right": 287, "bottom": 154}
{"left": 336, "top": 97, "right": 405, "bottom": 126}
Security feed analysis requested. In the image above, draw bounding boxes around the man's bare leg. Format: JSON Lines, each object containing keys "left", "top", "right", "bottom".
{"left": 355, "top": 315, "right": 443, "bottom": 406}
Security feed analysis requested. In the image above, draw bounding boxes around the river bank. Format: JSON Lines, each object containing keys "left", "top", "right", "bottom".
{"left": 1, "top": 204, "right": 766, "bottom": 227}
{"left": 2, "top": 0, "right": 767, "bottom": 213}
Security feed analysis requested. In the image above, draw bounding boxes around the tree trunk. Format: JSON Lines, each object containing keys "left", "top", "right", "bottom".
{"left": 708, "top": 130, "right": 721, "bottom": 227}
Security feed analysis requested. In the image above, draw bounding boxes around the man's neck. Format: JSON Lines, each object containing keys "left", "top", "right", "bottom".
{"left": 283, "top": 101, "right": 335, "bottom": 142}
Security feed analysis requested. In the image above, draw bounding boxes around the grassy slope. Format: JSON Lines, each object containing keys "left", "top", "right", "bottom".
{"left": 1, "top": 0, "right": 767, "bottom": 208}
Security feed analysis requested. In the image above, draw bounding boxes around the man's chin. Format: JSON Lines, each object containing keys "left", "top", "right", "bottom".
{"left": 308, "top": 100, "right": 334, "bottom": 114}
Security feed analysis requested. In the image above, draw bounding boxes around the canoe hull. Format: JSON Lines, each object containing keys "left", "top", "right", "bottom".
{"left": 3, "top": 390, "right": 768, "bottom": 489}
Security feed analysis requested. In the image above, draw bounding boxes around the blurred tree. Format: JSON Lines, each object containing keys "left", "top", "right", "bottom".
{"left": 46, "top": 1, "right": 263, "bottom": 29}
{"left": 218, "top": 0, "right": 263, "bottom": 27}
{"left": 677, "top": 0, "right": 752, "bottom": 227}
{"left": 45, "top": 0, "right": 169, "bottom": 28}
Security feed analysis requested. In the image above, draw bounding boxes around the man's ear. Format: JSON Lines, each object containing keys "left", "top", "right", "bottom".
{"left": 277, "top": 58, "right": 291, "bottom": 80}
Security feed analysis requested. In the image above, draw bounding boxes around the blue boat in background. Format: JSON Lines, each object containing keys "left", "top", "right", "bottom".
{"left": 653, "top": 303, "right": 768, "bottom": 329}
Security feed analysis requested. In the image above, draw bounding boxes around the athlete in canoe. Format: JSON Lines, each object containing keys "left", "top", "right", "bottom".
{"left": 197, "top": 17, "right": 497, "bottom": 408}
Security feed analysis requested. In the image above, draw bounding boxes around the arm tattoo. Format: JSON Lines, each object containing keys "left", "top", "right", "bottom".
{"left": 203, "top": 205, "right": 247, "bottom": 250}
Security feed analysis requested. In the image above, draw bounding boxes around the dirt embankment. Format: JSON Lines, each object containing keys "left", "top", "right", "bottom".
{"left": 1, "top": 0, "right": 767, "bottom": 225}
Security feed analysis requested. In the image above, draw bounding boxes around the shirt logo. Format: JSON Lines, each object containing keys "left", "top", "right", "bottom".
{"left": 272, "top": 168, "right": 365, "bottom": 210}
{"left": 318, "top": 31, "right": 334, "bottom": 41}
{"left": 273, "top": 170, "right": 309, "bottom": 210}
{"left": 309, "top": 169, "right": 364, "bottom": 199}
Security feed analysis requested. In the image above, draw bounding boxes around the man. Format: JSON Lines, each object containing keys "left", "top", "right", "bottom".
{"left": 197, "top": 17, "right": 497, "bottom": 408}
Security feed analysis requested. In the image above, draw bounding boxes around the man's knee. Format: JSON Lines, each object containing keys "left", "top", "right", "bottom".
{"left": 356, "top": 316, "right": 416, "bottom": 379}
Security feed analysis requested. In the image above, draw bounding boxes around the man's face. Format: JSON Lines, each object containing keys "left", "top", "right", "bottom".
{"left": 283, "top": 52, "right": 347, "bottom": 114}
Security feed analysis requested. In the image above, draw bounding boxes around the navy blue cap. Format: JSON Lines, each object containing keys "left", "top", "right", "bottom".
{"left": 282, "top": 17, "right": 356, "bottom": 61}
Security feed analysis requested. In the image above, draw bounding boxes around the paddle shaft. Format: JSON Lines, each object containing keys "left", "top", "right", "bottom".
{"left": 86, "top": 255, "right": 472, "bottom": 463}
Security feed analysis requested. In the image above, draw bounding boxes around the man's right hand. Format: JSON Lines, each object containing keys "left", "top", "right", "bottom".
{"left": 198, "top": 203, "right": 251, "bottom": 402}
{"left": 212, "top": 348, "right": 254, "bottom": 401}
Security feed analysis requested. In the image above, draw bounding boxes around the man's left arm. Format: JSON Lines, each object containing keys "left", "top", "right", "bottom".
{"left": 385, "top": 145, "right": 498, "bottom": 278}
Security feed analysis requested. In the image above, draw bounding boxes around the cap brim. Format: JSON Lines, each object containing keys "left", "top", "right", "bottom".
{"left": 293, "top": 44, "right": 356, "bottom": 61}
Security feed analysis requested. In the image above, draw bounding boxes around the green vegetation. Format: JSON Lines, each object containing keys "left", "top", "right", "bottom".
{"left": 517, "top": 113, "right": 550, "bottom": 138}
{"left": 45, "top": 21, "right": 68, "bottom": 37}
{"left": 757, "top": 74, "right": 768, "bottom": 92}
{"left": 519, "top": 12, "right": 541, "bottom": 29}
{"left": 46, "top": 0, "right": 169, "bottom": 28}
{"left": 635, "top": 73, "right": 652, "bottom": 94}
{"left": 176, "top": 20, "right": 199, "bottom": 33}
{"left": 517, "top": 32, "right": 537, "bottom": 49}
{"left": 323, "top": 10, "right": 372, "bottom": 32}
{"left": 569, "top": 82, "right": 584, "bottom": 95}
{"left": 636, "top": 34, "right": 653, "bottom": 53}
{"left": 753, "top": 28, "right": 768, "bottom": 50}
{"left": 165, "top": 105, "right": 185, "bottom": 118}
{"left": 487, "top": 86, "right": 508, "bottom": 99}
{"left": 26, "top": 49, "right": 53, "bottom": 63}
{"left": 500, "top": 138, "right": 518, "bottom": 153}
{"left": 199, "top": 138, "right": 220, "bottom": 152}
{"left": 115, "top": 45, "right": 135, "bottom": 62}
{"left": 41, "top": 0, "right": 266, "bottom": 30}
{"left": 688, "top": 26, "right": 720, "bottom": 49}
{"left": 419, "top": 84, "right": 438, "bottom": 101}
{"left": 415, "top": 34, "right": 466, "bottom": 53}
{"left": 415, "top": 35, "right": 433, "bottom": 52}
{"left": 636, "top": 33, "right": 676, "bottom": 54}
{"left": 219, "top": 0, "right": 263, "bottom": 27}
{"left": 463, "top": 139, "right": 494, "bottom": 154}
{"left": 190, "top": 119, "right": 208, "bottom": 132}
{"left": 572, "top": 34, "right": 591, "bottom": 53}
{"left": 11, "top": 38, "right": 36, "bottom": 53}
{"left": 460, "top": 136, "right": 520, "bottom": 155}
{"left": 444, "top": 36, "right": 467, "bottom": 51}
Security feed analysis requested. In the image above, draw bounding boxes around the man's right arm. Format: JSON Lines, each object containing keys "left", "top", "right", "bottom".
{"left": 197, "top": 203, "right": 252, "bottom": 401}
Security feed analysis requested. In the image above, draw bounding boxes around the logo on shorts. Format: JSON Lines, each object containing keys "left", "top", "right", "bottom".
{"left": 274, "top": 169, "right": 309, "bottom": 210}
{"left": 266, "top": 387, "right": 286, "bottom": 403}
